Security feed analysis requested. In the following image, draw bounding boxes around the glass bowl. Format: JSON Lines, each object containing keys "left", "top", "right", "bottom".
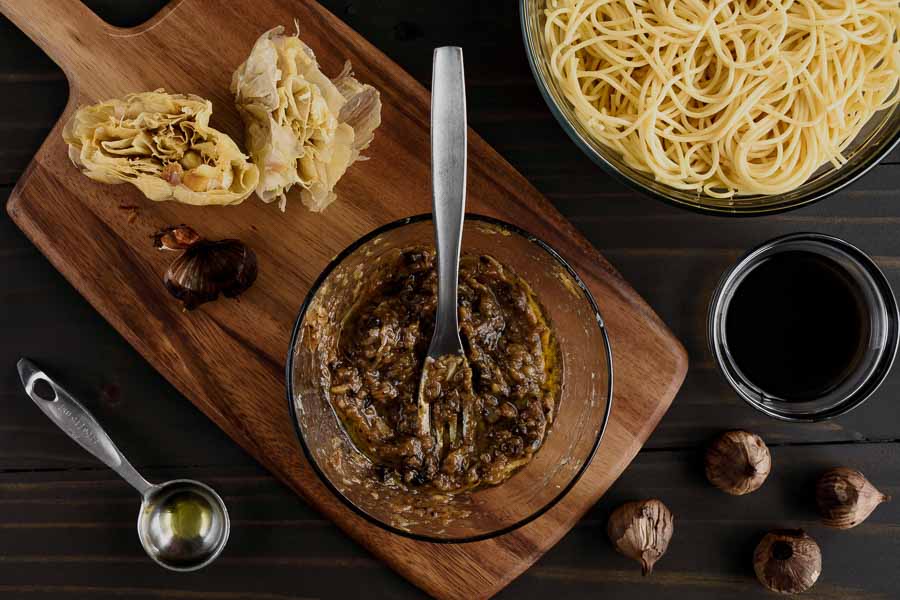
{"left": 709, "top": 233, "right": 899, "bottom": 421}
{"left": 286, "top": 215, "right": 612, "bottom": 542}
{"left": 520, "top": 0, "right": 900, "bottom": 216}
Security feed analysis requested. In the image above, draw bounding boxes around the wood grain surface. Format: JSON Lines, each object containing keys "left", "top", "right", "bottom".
{"left": 2, "top": 1, "right": 899, "bottom": 599}
{"left": 0, "top": 0, "right": 688, "bottom": 598}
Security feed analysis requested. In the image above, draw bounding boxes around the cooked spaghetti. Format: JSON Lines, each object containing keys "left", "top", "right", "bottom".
{"left": 543, "top": 0, "right": 900, "bottom": 197}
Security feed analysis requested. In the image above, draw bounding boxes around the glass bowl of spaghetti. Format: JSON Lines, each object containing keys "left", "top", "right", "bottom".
{"left": 521, "top": 0, "right": 900, "bottom": 216}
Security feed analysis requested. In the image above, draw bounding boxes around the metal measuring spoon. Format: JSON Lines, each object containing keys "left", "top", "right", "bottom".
{"left": 17, "top": 358, "right": 230, "bottom": 572}
{"left": 416, "top": 47, "right": 472, "bottom": 454}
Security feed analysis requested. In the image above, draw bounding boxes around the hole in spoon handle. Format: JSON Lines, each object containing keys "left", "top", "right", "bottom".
{"left": 31, "top": 378, "right": 57, "bottom": 402}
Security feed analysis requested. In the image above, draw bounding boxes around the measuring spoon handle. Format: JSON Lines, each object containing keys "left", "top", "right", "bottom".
{"left": 17, "top": 358, "right": 154, "bottom": 496}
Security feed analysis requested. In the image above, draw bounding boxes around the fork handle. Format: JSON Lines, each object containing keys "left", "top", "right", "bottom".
{"left": 430, "top": 46, "right": 467, "bottom": 355}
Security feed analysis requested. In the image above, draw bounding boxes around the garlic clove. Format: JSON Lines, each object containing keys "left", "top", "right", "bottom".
{"left": 705, "top": 430, "right": 771, "bottom": 495}
{"left": 182, "top": 169, "right": 212, "bottom": 192}
{"left": 606, "top": 499, "right": 674, "bottom": 576}
{"left": 160, "top": 161, "right": 183, "bottom": 185}
{"left": 164, "top": 239, "right": 257, "bottom": 310}
{"left": 153, "top": 224, "right": 202, "bottom": 251}
{"left": 753, "top": 529, "right": 821, "bottom": 594}
{"left": 180, "top": 149, "right": 203, "bottom": 170}
{"left": 153, "top": 226, "right": 257, "bottom": 310}
{"left": 816, "top": 467, "right": 890, "bottom": 529}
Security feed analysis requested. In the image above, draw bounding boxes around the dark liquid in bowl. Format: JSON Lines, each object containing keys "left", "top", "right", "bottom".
{"left": 725, "top": 251, "right": 869, "bottom": 401}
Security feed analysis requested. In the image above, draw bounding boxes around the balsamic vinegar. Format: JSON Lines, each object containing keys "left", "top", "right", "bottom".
{"left": 725, "top": 251, "right": 869, "bottom": 401}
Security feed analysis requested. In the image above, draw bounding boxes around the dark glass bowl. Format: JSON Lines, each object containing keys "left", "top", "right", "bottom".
{"left": 520, "top": 0, "right": 900, "bottom": 216}
{"left": 709, "top": 233, "right": 899, "bottom": 421}
{"left": 286, "top": 215, "right": 613, "bottom": 542}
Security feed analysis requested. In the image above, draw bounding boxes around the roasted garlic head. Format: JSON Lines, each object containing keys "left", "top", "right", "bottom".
{"left": 63, "top": 90, "right": 259, "bottom": 206}
{"left": 232, "top": 25, "right": 382, "bottom": 211}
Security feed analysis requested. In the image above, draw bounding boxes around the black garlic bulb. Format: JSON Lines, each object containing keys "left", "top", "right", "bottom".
{"left": 816, "top": 467, "right": 890, "bottom": 529}
{"left": 705, "top": 430, "right": 771, "bottom": 495}
{"left": 607, "top": 499, "right": 674, "bottom": 576}
{"left": 753, "top": 529, "right": 821, "bottom": 594}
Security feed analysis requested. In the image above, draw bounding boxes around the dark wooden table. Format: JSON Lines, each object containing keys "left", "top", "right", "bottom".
{"left": 2, "top": 1, "right": 899, "bottom": 598}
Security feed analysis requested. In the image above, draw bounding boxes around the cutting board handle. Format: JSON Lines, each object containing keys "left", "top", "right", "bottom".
{"left": 0, "top": 0, "right": 113, "bottom": 81}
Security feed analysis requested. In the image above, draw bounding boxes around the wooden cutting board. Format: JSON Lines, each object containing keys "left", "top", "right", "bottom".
{"left": 1, "top": 1, "right": 688, "bottom": 597}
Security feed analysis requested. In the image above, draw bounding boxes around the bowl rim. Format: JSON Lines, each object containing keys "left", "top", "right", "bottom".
{"left": 285, "top": 213, "right": 614, "bottom": 543}
{"left": 518, "top": 0, "right": 900, "bottom": 217}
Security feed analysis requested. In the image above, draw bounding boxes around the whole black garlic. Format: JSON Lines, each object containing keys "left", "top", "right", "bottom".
{"left": 705, "top": 430, "right": 771, "bottom": 495}
{"left": 607, "top": 499, "right": 674, "bottom": 576}
{"left": 816, "top": 467, "right": 890, "bottom": 529}
{"left": 753, "top": 529, "right": 821, "bottom": 594}
{"left": 153, "top": 225, "right": 258, "bottom": 310}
